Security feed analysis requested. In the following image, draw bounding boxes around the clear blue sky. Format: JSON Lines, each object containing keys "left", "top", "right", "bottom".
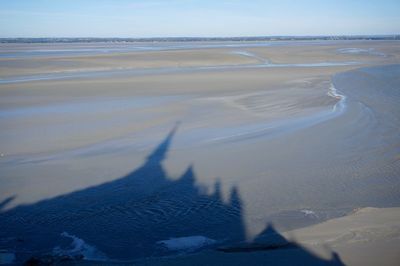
{"left": 0, "top": 0, "right": 399, "bottom": 37}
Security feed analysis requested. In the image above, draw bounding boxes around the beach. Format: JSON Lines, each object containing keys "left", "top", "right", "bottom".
{"left": 0, "top": 40, "right": 400, "bottom": 265}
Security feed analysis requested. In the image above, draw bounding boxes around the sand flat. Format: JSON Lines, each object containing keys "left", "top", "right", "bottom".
{"left": 286, "top": 207, "right": 400, "bottom": 266}
{"left": 0, "top": 40, "right": 399, "bottom": 263}
{"left": 0, "top": 48, "right": 260, "bottom": 77}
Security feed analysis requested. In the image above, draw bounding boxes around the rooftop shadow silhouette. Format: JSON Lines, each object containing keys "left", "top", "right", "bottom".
{"left": 0, "top": 124, "right": 244, "bottom": 261}
{"left": 214, "top": 223, "right": 344, "bottom": 266}
{"left": 0, "top": 124, "right": 343, "bottom": 265}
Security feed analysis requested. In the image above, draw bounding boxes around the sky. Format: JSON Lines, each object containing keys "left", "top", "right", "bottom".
{"left": 0, "top": 0, "right": 399, "bottom": 38}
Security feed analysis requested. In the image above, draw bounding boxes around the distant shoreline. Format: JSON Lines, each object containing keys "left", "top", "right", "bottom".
{"left": 1, "top": 35, "right": 400, "bottom": 43}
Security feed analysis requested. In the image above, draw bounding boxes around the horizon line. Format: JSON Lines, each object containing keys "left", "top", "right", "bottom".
{"left": 1, "top": 34, "right": 400, "bottom": 38}
{"left": 1, "top": 34, "right": 399, "bottom": 43}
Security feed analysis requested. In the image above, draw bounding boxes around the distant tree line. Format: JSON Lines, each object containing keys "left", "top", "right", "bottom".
{"left": 1, "top": 35, "right": 399, "bottom": 43}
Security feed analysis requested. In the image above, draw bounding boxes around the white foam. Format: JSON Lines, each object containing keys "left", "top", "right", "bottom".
{"left": 157, "top": 236, "right": 216, "bottom": 251}
{"left": 301, "top": 209, "right": 317, "bottom": 217}
{"left": 327, "top": 83, "right": 347, "bottom": 114}
{"left": 337, "top": 48, "right": 385, "bottom": 57}
{"left": 230, "top": 50, "right": 270, "bottom": 63}
{"left": 338, "top": 48, "right": 370, "bottom": 54}
{"left": 53, "top": 232, "right": 107, "bottom": 261}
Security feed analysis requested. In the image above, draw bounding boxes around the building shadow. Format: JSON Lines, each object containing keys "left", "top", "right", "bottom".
{"left": 215, "top": 223, "right": 344, "bottom": 266}
{"left": 0, "top": 124, "right": 343, "bottom": 265}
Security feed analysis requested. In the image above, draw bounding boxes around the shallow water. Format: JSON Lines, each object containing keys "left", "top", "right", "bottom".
{"left": 0, "top": 83, "right": 341, "bottom": 165}
{"left": 0, "top": 96, "right": 182, "bottom": 118}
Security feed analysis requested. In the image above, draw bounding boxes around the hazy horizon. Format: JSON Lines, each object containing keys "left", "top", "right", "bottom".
{"left": 0, "top": 0, "right": 399, "bottom": 38}
{"left": 1, "top": 34, "right": 399, "bottom": 39}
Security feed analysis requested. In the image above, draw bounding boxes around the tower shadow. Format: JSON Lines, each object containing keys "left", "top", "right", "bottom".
{"left": 0, "top": 124, "right": 244, "bottom": 261}
{"left": 0, "top": 124, "right": 343, "bottom": 265}
{"left": 215, "top": 223, "right": 344, "bottom": 266}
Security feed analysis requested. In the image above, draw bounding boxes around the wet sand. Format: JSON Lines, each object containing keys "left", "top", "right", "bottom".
{"left": 0, "top": 41, "right": 400, "bottom": 264}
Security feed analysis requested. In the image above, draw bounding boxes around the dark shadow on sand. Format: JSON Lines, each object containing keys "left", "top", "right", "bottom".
{"left": 0, "top": 124, "right": 343, "bottom": 265}
{"left": 215, "top": 223, "right": 344, "bottom": 265}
